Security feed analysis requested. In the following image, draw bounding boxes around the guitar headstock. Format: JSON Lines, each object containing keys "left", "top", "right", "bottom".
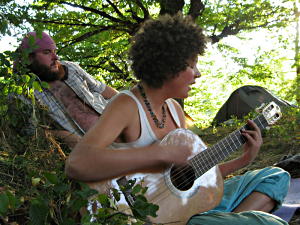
{"left": 256, "top": 101, "right": 282, "bottom": 126}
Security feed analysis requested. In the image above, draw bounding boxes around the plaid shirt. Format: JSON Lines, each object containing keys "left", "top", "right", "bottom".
{"left": 34, "top": 61, "right": 108, "bottom": 136}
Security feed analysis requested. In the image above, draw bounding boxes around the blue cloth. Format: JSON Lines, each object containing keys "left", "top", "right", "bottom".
{"left": 187, "top": 211, "right": 289, "bottom": 225}
{"left": 187, "top": 167, "right": 290, "bottom": 225}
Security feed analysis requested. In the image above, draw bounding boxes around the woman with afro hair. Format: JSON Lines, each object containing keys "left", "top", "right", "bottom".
{"left": 66, "top": 13, "right": 289, "bottom": 225}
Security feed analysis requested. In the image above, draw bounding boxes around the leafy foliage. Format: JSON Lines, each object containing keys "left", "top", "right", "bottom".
{"left": 0, "top": 99, "right": 159, "bottom": 224}
{"left": 1, "top": 0, "right": 295, "bottom": 88}
{"left": 0, "top": 47, "right": 158, "bottom": 225}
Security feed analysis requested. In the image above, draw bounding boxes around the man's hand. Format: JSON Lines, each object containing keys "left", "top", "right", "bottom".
{"left": 45, "top": 129, "right": 81, "bottom": 149}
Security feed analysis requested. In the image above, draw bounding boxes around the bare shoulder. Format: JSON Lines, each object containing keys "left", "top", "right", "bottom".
{"left": 101, "top": 85, "right": 118, "bottom": 99}
{"left": 96, "top": 92, "right": 138, "bottom": 128}
{"left": 106, "top": 92, "right": 137, "bottom": 113}
{"left": 169, "top": 99, "right": 186, "bottom": 128}
{"left": 79, "top": 92, "right": 139, "bottom": 148}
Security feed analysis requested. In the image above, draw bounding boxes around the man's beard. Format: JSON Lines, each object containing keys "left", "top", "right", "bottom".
{"left": 29, "top": 59, "right": 61, "bottom": 82}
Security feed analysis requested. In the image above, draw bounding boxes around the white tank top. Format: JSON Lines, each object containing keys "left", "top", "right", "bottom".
{"left": 110, "top": 90, "right": 181, "bottom": 149}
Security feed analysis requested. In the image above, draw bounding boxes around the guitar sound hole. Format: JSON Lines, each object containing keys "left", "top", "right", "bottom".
{"left": 170, "top": 165, "right": 195, "bottom": 191}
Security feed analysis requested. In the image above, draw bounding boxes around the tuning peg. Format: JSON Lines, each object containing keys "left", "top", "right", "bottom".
{"left": 255, "top": 103, "right": 266, "bottom": 113}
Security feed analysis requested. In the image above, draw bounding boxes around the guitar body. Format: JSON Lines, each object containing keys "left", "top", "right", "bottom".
{"left": 89, "top": 129, "right": 224, "bottom": 225}
{"left": 144, "top": 128, "right": 223, "bottom": 224}
{"left": 138, "top": 167, "right": 223, "bottom": 224}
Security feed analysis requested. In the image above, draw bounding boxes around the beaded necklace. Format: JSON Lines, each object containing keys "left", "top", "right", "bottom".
{"left": 137, "top": 84, "right": 166, "bottom": 129}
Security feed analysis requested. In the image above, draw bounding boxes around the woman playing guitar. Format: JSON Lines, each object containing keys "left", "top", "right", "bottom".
{"left": 65, "top": 13, "right": 290, "bottom": 225}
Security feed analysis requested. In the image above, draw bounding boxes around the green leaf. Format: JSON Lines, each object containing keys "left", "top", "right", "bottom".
{"left": 0, "top": 193, "right": 9, "bottom": 216}
{"left": 44, "top": 172, "right": 59, "bottom": 184}
{"left": 97, "top": 193, "right": 110, "bottom": 206}
{"left": 60, "top": 218, "right": 77, "bottom": 225}
{"left": 6, "top": 191, "right": 21, "bottom": 210}
{"left": 28, "top": 35, "right": 38, "bottom": 52}
{"left": 96, "top": 207, "right": 111, "bottom": 219}
{"left": 131, "top": 184, "right": 142, "bottom": 195}
{"left": 146, "top": 204, "right": 159, "bottom": 217}
{"left": 53, "top": 183, "right": 69, "bottom": 194}
{"left": 111, "top": 188, "right": 120, "bottom": 202}
{"left": 69, "top": 198, "right": 88, "bottom": 212}
{"left": 31, "top": 177, "right": 41, "bottom": 186}
{"left": 22, "top": 75, "right": 31, "bottom": 83}
{"left": 132, "top": 195, "right": 159, "bottom": 219}
{"left": 141, "top": 186, "right": 148, "bottom": 195}
{"left": 77, "top": 182, "right": 98, "bottom": 198}
{"left": 29, "top": 199, "right": 49, "bottom": 225}
{"left": 0, "top": 53, "right": 10, "bottom": 67}
{"left": 33, "top": 81, "right": 42, "bottom": 92}
{"left": 80, "top": 214, "right": 94, "bottom": 224}
{"left": 15, "top": 86, "right": 23, "bottom": 94}
{"left": 132, "top": 222, "right": 144, "bottom": 225}
{"left": 41, "top": 81, "right": 49, "bottom": 89}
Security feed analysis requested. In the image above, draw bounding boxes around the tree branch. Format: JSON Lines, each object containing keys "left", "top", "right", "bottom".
{"left": 109, "top": 61, "right": 124, "bottom": 74}
{"left": 209, "top": 17, "right": 288, "bottom": 44}
{"left": 133, "top": 0, "right": 149, "bottom": 20}
{"left": 127, "top": 0, "right": 149, "bottom": 28}
{"left": 159, "top": 0, "right": 185, "bottom": 15}
{"left": 57, "top": 1, "right": 139, "bottom": 35}
{"left": 30, "top": 19, "right": 100, "bottom": 27}
{"left": 106, "top": 0, "right": 126, "bottom": 20}
{"left": 58, "top": 0, "right": 125, "bottom": 24}
{"left": 188, "top": 0, "right": 205, "bottom": 20}
{"left": 60, "top": 27, "right": 113, "bottom": 48}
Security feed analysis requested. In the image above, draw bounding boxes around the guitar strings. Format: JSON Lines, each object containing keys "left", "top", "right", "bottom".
{"left": 170, "top": 115, "right": 267, "bottom": 191}
{"left": 143, "top": 117, "right": 269, "bottom": 207}
{"left": 142, "top": 151, "right": 222, "bottom": 206}
{"left": 145, "top": 123, "right": 247, "bottom": 193}
{"left": 143, "top": 130, "right": 239, "bottom": 197}
{"left": 135, "top": 116, "right": 267, "bottom": 203}
{"left": 143, "top": 124, "right": 250, "bottom": 198}
{"left": 171, "top": 116, "right": 267, "bottom": 192}
{"left": 145, "top": 131, "right": 242, "bottom": 198}
{"left": 145, "top": 114, "right": 263, "bottom": 196}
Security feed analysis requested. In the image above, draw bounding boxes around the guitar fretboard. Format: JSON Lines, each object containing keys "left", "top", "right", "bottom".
{"left": 189, "top": 114, "right": 268, "bottom": 178}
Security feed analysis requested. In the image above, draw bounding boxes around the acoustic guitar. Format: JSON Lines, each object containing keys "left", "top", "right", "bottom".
{"left": 88, "top": 101, "right": 282, "bottom": 225}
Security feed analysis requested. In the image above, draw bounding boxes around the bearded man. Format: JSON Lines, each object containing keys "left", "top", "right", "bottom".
{"left": 14, "top": 31, "right": 118, "bottom": 148}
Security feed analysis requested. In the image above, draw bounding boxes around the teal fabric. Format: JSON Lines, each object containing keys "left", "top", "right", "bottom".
{"left": 210, "top": 166, "right": 290, "bottom": 213}
{"left": 187, "top": 211, "right": 289, "bottom": 225}
{"left": 187, "top": 167, "right": 290, "bottom": 225}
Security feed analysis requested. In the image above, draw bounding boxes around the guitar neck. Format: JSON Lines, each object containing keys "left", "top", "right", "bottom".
{"left": 189, "top": 114, "right": 269, "bottom": 178}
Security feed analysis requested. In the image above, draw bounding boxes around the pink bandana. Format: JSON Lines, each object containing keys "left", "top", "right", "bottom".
{"left": 20, "top": 31, "right": 56, "bottom": 53}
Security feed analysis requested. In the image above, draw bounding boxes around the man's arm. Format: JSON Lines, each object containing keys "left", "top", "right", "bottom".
{"left": 101, "top": 85, "right": 118, "bottom": 99}
{"left": 45, "top": 129, "right": 81, "bottom": 149}
{"left": 70, "top": 61, "right": 118, "bottom": 99}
